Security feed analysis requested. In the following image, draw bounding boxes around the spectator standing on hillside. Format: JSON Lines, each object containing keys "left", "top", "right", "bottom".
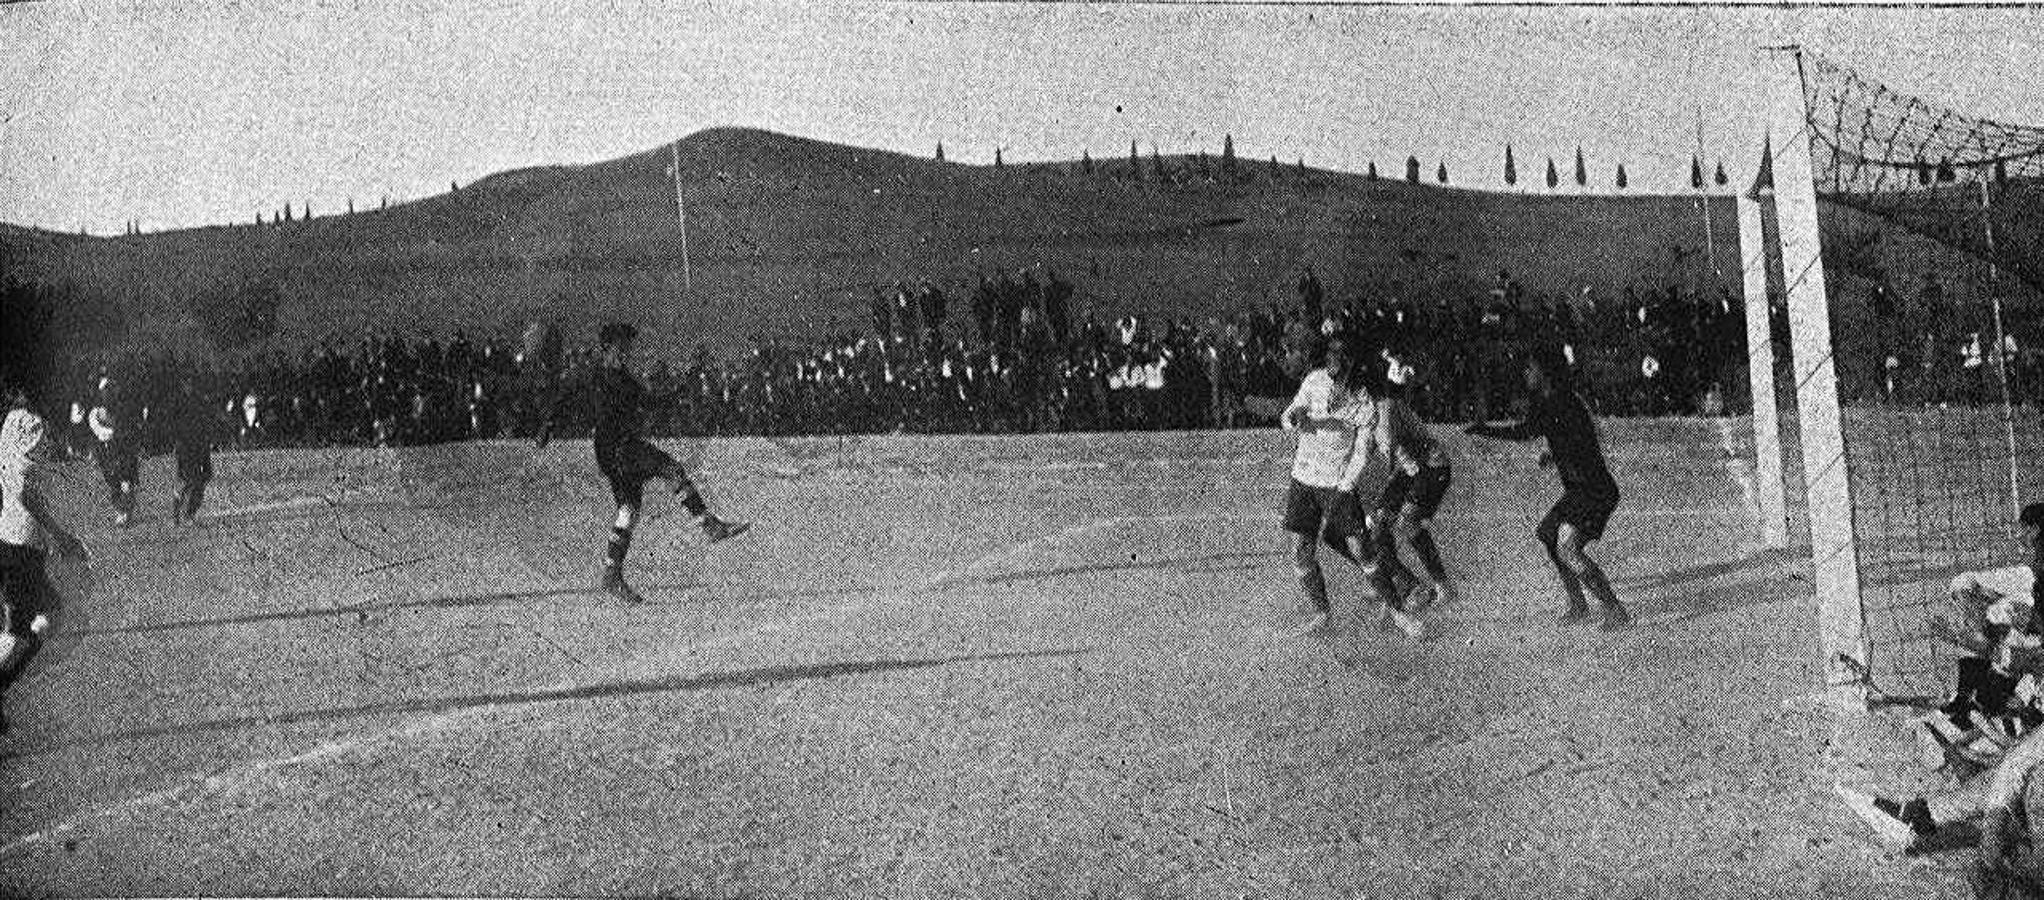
{"left": 1297, "top": 267, "right": 1325, "bottom": 325}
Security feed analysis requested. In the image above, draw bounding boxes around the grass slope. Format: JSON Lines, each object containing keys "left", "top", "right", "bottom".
{"left": 4, "top": 128, "right": 2029, "bottom": 363}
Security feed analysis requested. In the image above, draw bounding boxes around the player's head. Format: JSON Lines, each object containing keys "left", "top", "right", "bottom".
{"left": 1323, "top": 331, "right": 1354, "bottom": 379}
{"left": 598, "top": 323, "right": 638, "bottom": 364}
{"left": 1524, "top": 343, "right": 1574, "bottom": 395}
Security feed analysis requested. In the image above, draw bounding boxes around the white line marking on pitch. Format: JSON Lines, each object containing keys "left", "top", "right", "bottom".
{"left": 0, "top": 510, "right": 1264, "bottom": 858}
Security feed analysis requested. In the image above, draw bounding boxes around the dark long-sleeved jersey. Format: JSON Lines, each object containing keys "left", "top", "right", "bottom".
{"left": 1468, "top": 390, "right": 1615, "bottom": 493}
{"left": 591, "top": 366, "right": 650, "bottom": 450}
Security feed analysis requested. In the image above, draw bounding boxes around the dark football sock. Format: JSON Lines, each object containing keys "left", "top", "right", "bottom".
{"left": 606, "top": 526, "right": 633, "bottom": 570}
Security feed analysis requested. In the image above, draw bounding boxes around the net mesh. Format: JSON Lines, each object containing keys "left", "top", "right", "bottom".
{"left": 1795, "top": 50, "right": 2044, "bottom": 699}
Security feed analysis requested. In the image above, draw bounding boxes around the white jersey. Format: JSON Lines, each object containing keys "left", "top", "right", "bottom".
{"left": 1955, "top": 565, "right": 2040, "bottom": 617}
{"left": 0, "top": 409, "right": 48, "bottom": 548}
{"left": 1282, "top": 369, "right": 1376, "bottom": 489}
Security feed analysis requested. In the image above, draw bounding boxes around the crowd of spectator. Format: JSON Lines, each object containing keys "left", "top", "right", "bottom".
{"left": 37, "top": 267, "right": 2039, "bottom": 455}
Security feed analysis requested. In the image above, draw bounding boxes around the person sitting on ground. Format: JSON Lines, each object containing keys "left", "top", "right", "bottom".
{"left": 1922, "top": 503, "right": 2044, "bottom": 770}
{"left": 1838, "top": 725, "right": 2044, "bottom": 896}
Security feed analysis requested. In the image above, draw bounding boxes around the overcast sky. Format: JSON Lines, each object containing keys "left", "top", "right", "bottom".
{"left": 3, "top": 1, "right": 2039, "bottom": 235}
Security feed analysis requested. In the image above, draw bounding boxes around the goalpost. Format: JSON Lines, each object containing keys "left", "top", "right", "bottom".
{"left": 1740, "top": 46, "right": 2042, "bottom": 705}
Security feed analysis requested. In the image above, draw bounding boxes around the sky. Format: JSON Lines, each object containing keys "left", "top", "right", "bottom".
{"left": 2, "top": 0, "right": 2041, "bottom": 236}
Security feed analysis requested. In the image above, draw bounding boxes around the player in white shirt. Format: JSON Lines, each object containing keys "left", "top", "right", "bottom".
{"left": 1, "top": 398, "right": 89, "bottom": 737}
{"left": 1279, "top": 333, "right": 1419, "bottom": 638}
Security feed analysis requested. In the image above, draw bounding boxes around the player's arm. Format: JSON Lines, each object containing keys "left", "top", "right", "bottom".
{"left": 1279, "top": 377, "right": 1314, "bottom": 432}
{"left": 1466, "top": 394, "right": 1549, "bottom": 442}
{"left": 20, "top": 477, "right": 85, "bottom": 560}
{"left": 1336, "top": 403, "right": 1379, "bottom": 494}
{"left": 1463, "top": 418, "right": 1539, "bottom": 441}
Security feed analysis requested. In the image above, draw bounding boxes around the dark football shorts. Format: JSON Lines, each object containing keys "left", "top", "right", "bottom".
{"left": 1537, "top": 482, "right": 1620, "bottom": 544}
{"left": 1379, "top": 463, "right": 1452, "bottom": 523}
{"left": 176, "top": 446, "right": 213, "bottom": 485}
{"left": 597, "top": 439, "right": 682, "bottom": 508}
{"left": 1283, "top": 478, "right": 1366, "bottom": 549}
{"left": 0, "top": 543, "right": 56, "bottom": 637}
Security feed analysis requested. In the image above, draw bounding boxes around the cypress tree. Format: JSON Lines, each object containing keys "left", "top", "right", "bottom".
{"left": 936, "top": 141, "right": 945, "bottom": 162}
{"left": 1574, "top": 147, "right": 1587, "bottom": 187}
{"left": 1436, "top": 161, "right": 1448, "bottom": 184}
{"left": 1546, "top": 158, "right": 1559, "bottom": 188}
{"left": 1715, "top": 161, "right": 1730, "bottom": 187}
{"left": 1221, "top": 134, "right": 1237, "bottom": 180}
{"left": 1405, "top": 156, "right": 1420, "bottom": 183}
{"left": 994, "top": 148, "right": 1003, "bottom": 168}
{"left": 1690, "top": 155, "right": 1704, "bottom": 189}
{"left": 1616, "top": 163, "right": 1629, "bottom": 189}
{"left": 1504, "top": 144, "right": 1517, "bottom": 186}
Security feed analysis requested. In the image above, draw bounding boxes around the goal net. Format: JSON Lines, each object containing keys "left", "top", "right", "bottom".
{"left": 1747, "top": 48, "right": 2043, "bottom": 701}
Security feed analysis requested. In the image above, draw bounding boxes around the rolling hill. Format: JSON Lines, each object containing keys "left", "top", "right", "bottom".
{"left": 1, "top": 128, "right": 2030, "bottom": 366}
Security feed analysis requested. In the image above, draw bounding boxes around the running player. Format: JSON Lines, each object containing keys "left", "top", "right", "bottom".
{"left": 1280, "top": 332, "right": 1419, "bottom": 637}
{"left": 564, "top": 324, "right": 749, "bottom": 604}
{"left": 1464, "top": 344, "right": 1630, "bottom": 629}
{"left": 167, "top": 372, "right": 215, "bottom": 525}
{"left": 87, "top": 375, "right": 138, "bottom": 527}
{"left": 1, "top": 399, "right": 89, "bottom": 736}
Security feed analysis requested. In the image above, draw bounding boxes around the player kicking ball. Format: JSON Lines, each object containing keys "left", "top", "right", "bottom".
{"left": 563, "top": 323, "right": 749, "bottom": 604}
{"left": 1465, "top": 344, "right": 1630, "bottom": 630}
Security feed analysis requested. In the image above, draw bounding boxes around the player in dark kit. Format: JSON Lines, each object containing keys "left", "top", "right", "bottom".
{"left": 560, "top": 324, "right": 749, "bottom": 604}
{"left": 166, "top": 373, "right": 214, "bottom": 525}
{"left": 1465, "top": 344, "right": 1630, "bottom": 630}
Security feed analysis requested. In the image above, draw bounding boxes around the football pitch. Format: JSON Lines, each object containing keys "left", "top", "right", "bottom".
{"left": 0, "top": 421, "right": 2009, "bottom": 898}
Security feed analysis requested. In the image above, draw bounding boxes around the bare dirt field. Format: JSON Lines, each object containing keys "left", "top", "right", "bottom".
{"left": 0, "top": 421, "right": 1997, "bottom": 898}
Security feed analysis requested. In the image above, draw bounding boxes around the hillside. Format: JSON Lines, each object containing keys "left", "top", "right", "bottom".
{"left": 3, "top": 127, "right": 2026, "bottom": 363}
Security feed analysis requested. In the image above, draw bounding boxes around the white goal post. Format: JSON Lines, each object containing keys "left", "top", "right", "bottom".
{"left": 1737, "top": 47, "right": 1871, "bottom": 703}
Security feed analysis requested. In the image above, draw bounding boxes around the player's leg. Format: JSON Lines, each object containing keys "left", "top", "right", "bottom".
{"left": 114, "top": 448, "right": 138, "bottom": 526}
{"left": 1281, "top": 481, "right": 1330, "bottom": 634}
{"left": 601, "top": 499, "right": 646, "bottom": 603}
{"left": 646, "top": 447, "right": 748, "bottom": 542}
{"left": 186, "top": 457, "right": 211, "bottom": 521}
{"left": 0, "top": 545, "right": 55, "bottom": 701}
{"left": 1555, "top": 522, "right": 1627, "bottom": 630}
{"left": 1397, "top": 464, "right": 1455, "bottom": 607}
{"left": 1536, "top": 506, "right": 1590, "bottom": 622}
